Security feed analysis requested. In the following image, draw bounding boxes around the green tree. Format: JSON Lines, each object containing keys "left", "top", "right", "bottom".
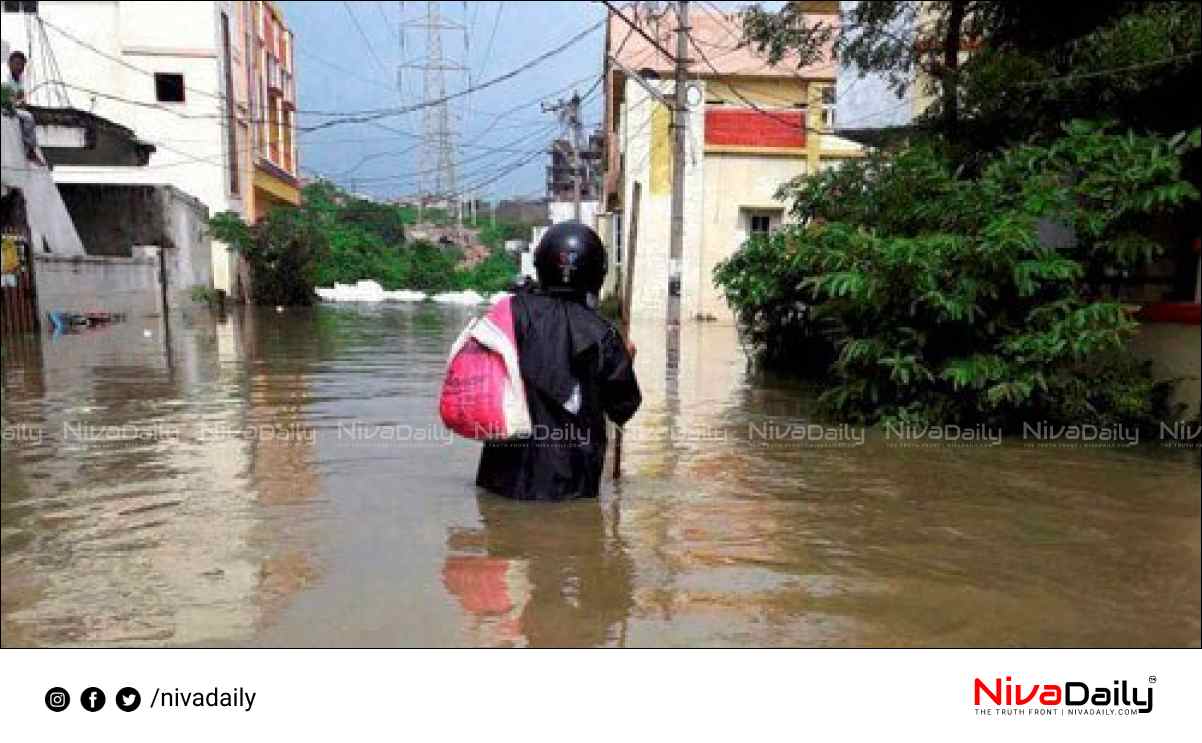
{"left": 456, "top": 249, "right": 520, "bottom": 294}
{"left": 714, "top": 123, "right": 1200, "bottom": 429}
{"left": 741, "top": 1, "right": 1200, "bottom": 151}
{"left": 215, "top": 180, "right": 528, "bottom": 301}
{"left": 210, "top": 206, "right": 328, "bottom": 307}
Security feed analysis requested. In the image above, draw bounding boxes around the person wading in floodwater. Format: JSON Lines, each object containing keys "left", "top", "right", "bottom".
{"left": 476, "top": 222, "right": 641, "bottom": 501}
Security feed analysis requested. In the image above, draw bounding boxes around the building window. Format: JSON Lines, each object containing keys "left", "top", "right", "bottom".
{"left": 750, "top": 215, "right": 772, "bottom": 237}
{"left": 154, "top": 73, "right": 186, "bottom": 103}
{"left": 2, "top": 1, "right": 39, "bottom": 13}
{"left": 821, "top": 86, "right": 836, "bottom": 131}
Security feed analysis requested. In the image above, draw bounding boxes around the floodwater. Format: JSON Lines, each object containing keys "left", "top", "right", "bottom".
{"left": 2, "top": 304, "right": 1199, "bottom": 647}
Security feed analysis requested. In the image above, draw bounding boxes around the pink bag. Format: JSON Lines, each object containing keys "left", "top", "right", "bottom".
{"left": 439, "top": 296, "right": 532, "bottom": 440}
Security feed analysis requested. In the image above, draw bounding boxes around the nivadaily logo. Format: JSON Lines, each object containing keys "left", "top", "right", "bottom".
{"left": 974, "top": 675, "right": 1154, "bottom": 716}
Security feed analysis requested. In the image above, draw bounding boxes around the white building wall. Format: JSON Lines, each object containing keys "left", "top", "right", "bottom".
{"left": 621, "top": 78, "right": 705, "bottom": 321}
{"left": 548, "top": 200, "right": 599, "bottom": 228}
{"left": 1, "top": 1, "right": 239, "bottom": 291}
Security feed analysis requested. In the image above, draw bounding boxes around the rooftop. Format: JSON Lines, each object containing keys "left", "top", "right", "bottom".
{"left": 608, "top": 3, "right": 838, "bottom": 80}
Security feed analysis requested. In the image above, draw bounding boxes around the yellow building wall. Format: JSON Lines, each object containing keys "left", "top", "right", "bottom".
{"left": 650, "top": 102, "right": 673, "bottom": 196}
{"left": 704, "top": 77, "right": 809, "bottom": 109}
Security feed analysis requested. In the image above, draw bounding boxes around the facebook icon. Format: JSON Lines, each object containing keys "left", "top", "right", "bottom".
{"left": 81, "top": 687, "right": 106, "bottom": 712}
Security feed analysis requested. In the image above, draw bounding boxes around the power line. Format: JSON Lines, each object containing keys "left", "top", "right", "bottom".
{"left": 43, "top": 23, "right": 599, "bottom": 134}
{"left": 291, "top": 57, "right": 592, "bottom": 135}
{"left": 40, "top": 16, "right": 226, "bottom": 104}
{"left": 40, "top": 11, "right": 596, "bottom": 125}
{"left": 295, "top": 47, "right": 394, "bottom": 93}
{"left": 1016, "top": 51, "right": 1200, "bottom": 87}
{"left": 330, "top": 144, "right": 422, "bottom": 177}
{"left": 684, "top": 24, "right": 913, "bottom": 136}
{"left": 477, "top": 2, "right": 504, "bottom": 81}
{"left": 332, "top": 77, "right": 603, "bottom": 189}
{"left": 318, "top": 76, "right": 604, "bottom": 194}
{"left": 376, "top": 1, "right": 398, "bottom": 42}
{"left": 685, "top": 29, "right": 811, "bottom": 133}
{"left": 598, "top": 0, "right": 677, "bottom": 62}
{"left": 301, "top": 18, "right": 605, "bottom": 132}
{"left": 47, "top": 69, "right": 598, "bottom": 176}
{"left": 329, "top": 121, "right": 561, "bottom": 185}
{"left": 342, "top": 1, "right": 392, "bottom": 80}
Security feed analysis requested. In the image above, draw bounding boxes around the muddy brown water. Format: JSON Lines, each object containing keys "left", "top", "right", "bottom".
{"left": 2, "top": 305, "right": 1198, "bottom": 647}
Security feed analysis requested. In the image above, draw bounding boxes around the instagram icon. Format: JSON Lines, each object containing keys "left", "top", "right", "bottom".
{"left": 44, "top": 687, "right": 70, "bottom": 712}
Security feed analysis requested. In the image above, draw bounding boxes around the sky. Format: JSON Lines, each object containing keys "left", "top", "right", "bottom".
{"left": 281, "top": 1, "right": 782, "bottom": 201}
{"left": 282, "top": 1, "right": 611, "bottom": 201}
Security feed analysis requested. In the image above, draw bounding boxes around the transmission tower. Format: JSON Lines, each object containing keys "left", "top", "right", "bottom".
{"left": 399, "top": 2, "right": 470, "bottom": 222}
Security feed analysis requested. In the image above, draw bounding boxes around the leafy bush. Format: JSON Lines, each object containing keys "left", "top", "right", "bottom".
{"left": 454, "top": 249, "right": 519, "bottom": 294}
{"left": 407, "top": 240, "right": 461, "bottom": 293}
{"left": 714, "top": 122, "right": 1200, "bottom": 429}
{"left": 213, "top": 180, "right": 532, "bottom": 303}
{"left": 209, "top": 208, "right": 326, "bottom": 306}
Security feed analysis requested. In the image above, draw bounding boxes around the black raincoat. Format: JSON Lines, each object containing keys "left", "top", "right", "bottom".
{"left": 476, "top": 291, "right": 641, "bottom": 501}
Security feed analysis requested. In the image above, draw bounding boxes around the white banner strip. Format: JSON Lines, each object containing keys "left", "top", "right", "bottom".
{"left": 2, "top": 649, "right": 1199, "bottom": 741}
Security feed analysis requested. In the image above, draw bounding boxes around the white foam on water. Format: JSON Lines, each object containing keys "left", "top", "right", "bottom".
{"left": 431, "top": 290, "right": 486, "bottom": 305}
{"left": 314, "top": 280, "right": 427, "bottom": 303}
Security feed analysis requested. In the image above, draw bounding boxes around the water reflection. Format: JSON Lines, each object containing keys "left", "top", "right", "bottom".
{"left": 2, "top": 304, "right": 1199, "bottom": 647}
{"left": 1, "top": 308, "right": 324, "bottom": 646}
{"left": 443, "top": 493, "right": 634, "bottom": 647}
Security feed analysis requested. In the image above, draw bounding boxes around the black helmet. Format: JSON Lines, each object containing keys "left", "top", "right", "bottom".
{"left": 534, "top": 222, "right": 608, "bottom": 295}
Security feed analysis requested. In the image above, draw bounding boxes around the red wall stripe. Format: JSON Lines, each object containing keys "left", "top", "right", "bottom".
{"left": 705, "top": 108, "right": 805, "bottom": 148}
{"left": 1136, "top": 302, "right": 1201, "bottom": 325}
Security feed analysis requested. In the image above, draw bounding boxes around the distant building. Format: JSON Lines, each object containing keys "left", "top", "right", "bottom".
{"left": 1, "top": 0, "right": 301, "bottom": 298}
{"left": 601, "top": 2, "right": 863, "bottom": 321}
{"left": 495, "top": 198, "right": 549, "bottom": 225}
{"left": 546, "top": 130, "right": 603, "bottom": 202}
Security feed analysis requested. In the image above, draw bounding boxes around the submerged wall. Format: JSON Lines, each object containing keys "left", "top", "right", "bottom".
{"left": 158, "top": 185, "right": 213, "bottom": 307}
{"left": 33, "top": 248, "right": 162, "bottom": 319}
{"left": 51, "top": 182, "right": 212, "bottom": 312}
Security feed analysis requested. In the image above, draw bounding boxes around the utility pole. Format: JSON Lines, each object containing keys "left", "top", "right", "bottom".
{"left": 669, "top": 0, "right": 689, "bottom": 319}
{"left": 603, "top": 0, "right": 686, "bottom": 322}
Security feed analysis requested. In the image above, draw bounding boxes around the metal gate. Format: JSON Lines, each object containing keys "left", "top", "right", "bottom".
{"left": 1, "top": 232, "right": 39, "bottom": 335}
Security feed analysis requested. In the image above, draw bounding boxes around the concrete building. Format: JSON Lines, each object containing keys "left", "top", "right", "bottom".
{"left": 0, "top": 0, "right": 301, "bottom": 297}
{"left": 601, "top": 3, "right": 863, "bottom": 322}
{"left": 2, "top": 113, "right": 212, "bottom": 323}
